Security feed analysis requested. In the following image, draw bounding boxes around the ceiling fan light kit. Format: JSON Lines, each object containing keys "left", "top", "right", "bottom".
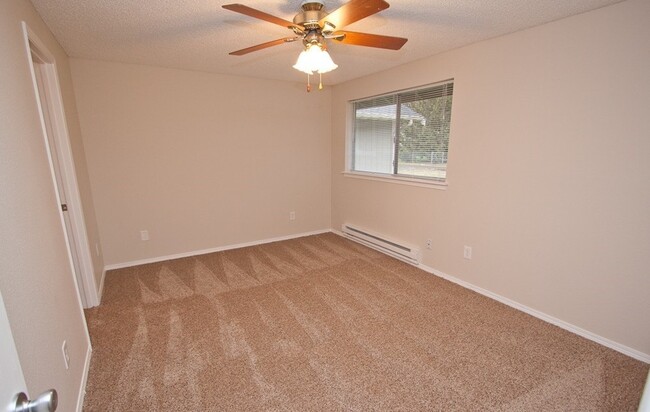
{"left": 293, "top": 44, "right": 338, "bottom": 74}
{"left": 223, "top": 0, "right": 407, "bottom": 92}
{"left": 293, "top": 44, "right": 338, "bottom": 91}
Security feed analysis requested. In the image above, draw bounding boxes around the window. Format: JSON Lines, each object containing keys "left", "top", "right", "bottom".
{"left": 350, "top": 80, "right": 454, "bottom": 183}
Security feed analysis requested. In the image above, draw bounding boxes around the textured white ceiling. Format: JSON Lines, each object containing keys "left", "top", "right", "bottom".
{"left": 30, "top": 0, "right": 624, "bottom": 85}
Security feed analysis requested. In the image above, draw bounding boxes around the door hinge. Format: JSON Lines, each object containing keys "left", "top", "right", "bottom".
{"left": 61, "top": 204, "right": 68, "bottom": 212}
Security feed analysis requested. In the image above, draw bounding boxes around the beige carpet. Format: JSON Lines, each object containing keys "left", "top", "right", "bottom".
{"left": 83, "top": 233, "right": 648, "bottom": 411}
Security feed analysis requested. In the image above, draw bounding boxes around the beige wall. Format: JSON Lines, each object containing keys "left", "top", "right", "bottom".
{"left": 331, "top": 0, "right": 650, "bottom": 355}
{"left": 0, "top": 0, "right": 92, "bottom": 409}
{"left": 70, "top": 59, "right": 332, "bottom": 266}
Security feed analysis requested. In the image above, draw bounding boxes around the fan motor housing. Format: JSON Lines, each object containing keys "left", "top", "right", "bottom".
{"left": 294, "top": 1, "right": 327, "bottom": 29}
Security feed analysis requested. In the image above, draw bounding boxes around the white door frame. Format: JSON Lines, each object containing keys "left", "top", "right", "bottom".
{"left": 22, "top": 22, "right": 100, "bottom": 308}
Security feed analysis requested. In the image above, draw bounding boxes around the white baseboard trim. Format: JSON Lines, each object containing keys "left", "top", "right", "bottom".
{"left": 331, "top": 230, "right": 649, "bottom": 363}
{"left": 104, "top": 229, "right": 332, "bottom": 271}
{"left": 76, "top": 344, "right": 92, "bottom": 412}
{"left": 419, "top": 263, "right": 650, "bottom": 363}
{"left": 97, "top": 268, "right": 106, "bottom": 304}
{"left": 102, "top": 229, "right": 648, "bottom": 363}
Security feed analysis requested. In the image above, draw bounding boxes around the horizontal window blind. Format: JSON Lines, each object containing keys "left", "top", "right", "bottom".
{"left": 352, "top": 80, "right": 454, "bottom": 182}
{"left": 399, "top": 82, "right": 454, "bottom": 103}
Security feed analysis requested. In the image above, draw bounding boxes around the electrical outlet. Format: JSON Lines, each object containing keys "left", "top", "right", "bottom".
{"left": 62, "top": 340, "right": 70, "bottom": 370}
{"left": 289, "top": 211, "right": 296, "bottom": 221}
{"left": 463, "top": 245, "right": 472, "bottom": 260}
{"left": 140, "top": 230, "right": 149, "bottom": 241}
{"left": 426, "top": 239, "right": 432, "bottom": 250}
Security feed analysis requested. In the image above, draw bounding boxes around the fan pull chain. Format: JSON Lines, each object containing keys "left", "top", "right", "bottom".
{"left": 305, "top": 73, "right": 326, "bottom": 92}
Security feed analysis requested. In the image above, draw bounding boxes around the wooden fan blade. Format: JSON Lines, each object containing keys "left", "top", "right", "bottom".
{"left": 332, "top": 31, "right": 407, "bottom": 50}
{"left": 223, "top": 4, "right": 302, "bottom": 31}
{"left": 319, "top": 0, "right": 390, "bottom": 30}
{"left": 229, "top": 37, "right": 298, "bottom": 56}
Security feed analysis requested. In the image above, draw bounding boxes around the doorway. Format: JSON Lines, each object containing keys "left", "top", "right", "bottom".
{"left": 24, "top": 23, "right": 100, "bottom": 308}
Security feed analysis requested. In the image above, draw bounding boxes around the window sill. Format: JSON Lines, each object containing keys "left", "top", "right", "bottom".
{"left": 342, "top": 171, "right": 448, "bottom": 190}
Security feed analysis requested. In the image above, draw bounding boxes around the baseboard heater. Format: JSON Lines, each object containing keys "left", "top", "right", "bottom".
{"left": 341, "top": 224, "right": 421, "bottom": 265}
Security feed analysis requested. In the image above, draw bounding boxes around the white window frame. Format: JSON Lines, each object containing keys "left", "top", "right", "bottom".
{"left": 344, "top": 80, "right": 454, "bottom": 190}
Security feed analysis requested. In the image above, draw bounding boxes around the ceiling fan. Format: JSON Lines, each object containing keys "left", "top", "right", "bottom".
{"left": 223, "top": 0, "right": 407, "bottom": 90}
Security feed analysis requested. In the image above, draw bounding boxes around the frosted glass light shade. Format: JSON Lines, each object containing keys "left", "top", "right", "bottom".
{"left": 293, "top": 45, "right": 338, "bottom": 74}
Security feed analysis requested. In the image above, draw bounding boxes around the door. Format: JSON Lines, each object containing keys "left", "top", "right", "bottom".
{"left": 24, "top": 24, "right": 99, "bottom": 308}
{"left": 0, "top": 289, "right": 28, "bottom": 412}
{"left": 1, "top": 293, "right": 59, "bottom": 412}
{"left": 30, "top": 54, "right": 87, "bottom": 306}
